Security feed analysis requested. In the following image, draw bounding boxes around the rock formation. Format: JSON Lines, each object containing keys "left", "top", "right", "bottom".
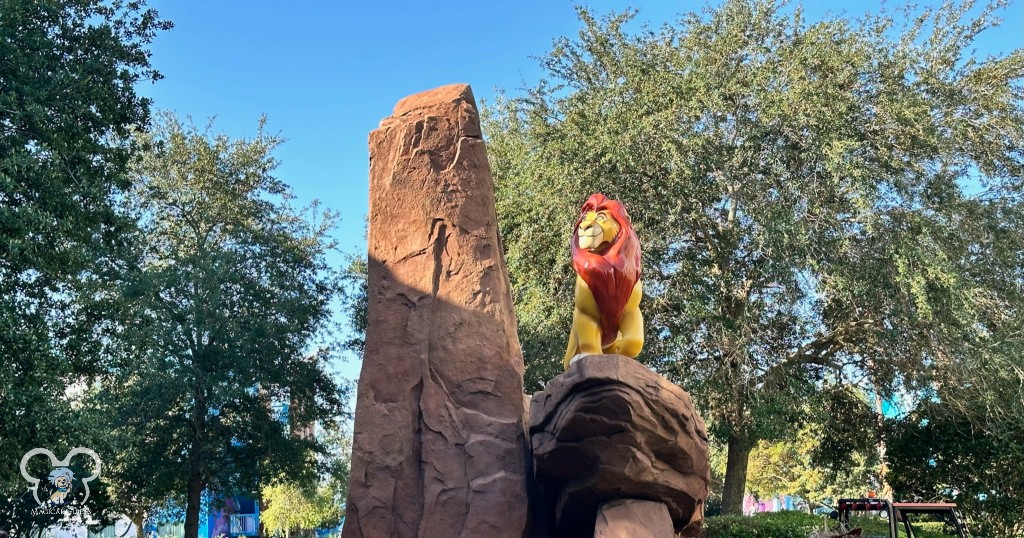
{"left": 593, "top": 499, "right": 675, "bottom": 538}
{"left": 529, "top": 354, "right": 710, "bottom": 537}
{"left": 342, "top": 84, "right": 530, "bottom": 538}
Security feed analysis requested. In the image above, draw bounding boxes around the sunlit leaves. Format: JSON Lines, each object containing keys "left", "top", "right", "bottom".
{"left": 485, "top": 0, "right": 1024, "bottom": 514}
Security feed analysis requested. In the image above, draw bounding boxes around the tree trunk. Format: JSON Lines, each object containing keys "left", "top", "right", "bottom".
{"left": 873, "top": 392, "right": 893, "bottom": 499}
{"left": 257, "top": 491, "right": 267, "bottom": 538}
{"left": 867, "top": 361, "right": 893, "bottom": 499}
{"left": 184, "top": 466, "right": 204, "bottom": 538}
{"left": 130, "top": 514, "right": 146, "bottom": 538}
{"left": 720, "top": 432, "right": 752, "bottom": 515}
{"left": 185, "top": 390, "right": 208, "bottom": 538}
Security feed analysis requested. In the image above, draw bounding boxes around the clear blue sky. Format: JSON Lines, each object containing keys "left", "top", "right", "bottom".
{"left": 138, "top": 0, "right": 1023, "bottom": 385}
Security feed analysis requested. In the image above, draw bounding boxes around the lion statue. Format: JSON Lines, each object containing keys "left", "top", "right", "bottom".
{"left": 563, "top": 193, "right": 643, "bottom": 369}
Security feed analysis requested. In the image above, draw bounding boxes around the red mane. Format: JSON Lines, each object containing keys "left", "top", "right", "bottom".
{"left": 570, "top": 193, "right": 642, "bottom": 347}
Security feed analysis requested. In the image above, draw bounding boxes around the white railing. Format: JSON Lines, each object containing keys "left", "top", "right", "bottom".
{"left": 230, "top": 514, "right": 258, "bottom": 535}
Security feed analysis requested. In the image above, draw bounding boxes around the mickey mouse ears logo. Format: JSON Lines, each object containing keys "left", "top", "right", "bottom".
{"left": 20, "top": 448, "right": 102, "bottom": 505}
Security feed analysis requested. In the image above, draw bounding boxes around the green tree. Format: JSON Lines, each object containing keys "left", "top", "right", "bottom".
{"left": 0, "top": 0, "right": 169, "bottom": 532}
{"left": 886, "top": 377, "right": 1024, "bottom": 536}
{"left": 76, "top": 397, "right": 175, "bottom": 537}
{"left": 706, "top": 388, "right": 881, "bottom": 513}
{"left": 316, "top": 417, "right": 352, "bottom": 508}
{"left": 338, "top": 256, "right": 367, "bottom": 358}
{"left": 0, "top": 0, "right": 169, "bottom": 472}
{"left": 261, "top": 480, "right": 342, "bottom": 538}
{"left": 90, "top": 114, "right": 347, "bottom": 538}
{"left": 743, "top": 418, "right": 879, "bottom": 508}
{"left": 484, "top": 0, "right": 1024, "bottom": 514}
{"left": 882, "top": 196, "right": 1024, "bottom": 536}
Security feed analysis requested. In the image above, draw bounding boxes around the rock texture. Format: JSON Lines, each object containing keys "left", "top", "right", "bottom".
{"left": 342, "top": 84, "right": 529, "bottom": 538}
{"left": 593, "top": 499, "right": 675, "bottom": 538}
{"left": 529, "top": 354, "right": 710, "bottom": 537}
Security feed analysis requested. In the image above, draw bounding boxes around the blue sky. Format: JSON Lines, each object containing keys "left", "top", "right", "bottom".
{"left": 138, "top": 0, "right": 1023, "bottom": 385}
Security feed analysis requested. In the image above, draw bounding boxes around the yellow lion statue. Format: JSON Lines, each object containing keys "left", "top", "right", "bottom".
{"left": 563, "top": 193, "right": 643, "bottom": 369}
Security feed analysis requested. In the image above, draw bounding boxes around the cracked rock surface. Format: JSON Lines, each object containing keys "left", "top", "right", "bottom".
{"left": 342, "top": 84, "right": 529, "bottom": 538}
{"left": 529, "top": 355, "right": 710, "bottom": 538}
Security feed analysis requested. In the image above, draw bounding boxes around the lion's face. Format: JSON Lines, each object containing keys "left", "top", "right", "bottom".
{"left": 53, "top": 476, "right": 71, "bottom": 489}
{"left": 576, "top": 210, "right": 620, "bottom": 252}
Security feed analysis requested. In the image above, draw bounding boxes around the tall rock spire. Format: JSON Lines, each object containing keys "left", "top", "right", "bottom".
{"left": 342, "top": 84, "right": 530, "bottom": 538}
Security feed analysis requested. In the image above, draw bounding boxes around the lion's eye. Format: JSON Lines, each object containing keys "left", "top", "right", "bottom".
{"left": 597, "top": 214, "right": 606, "bottom": 221}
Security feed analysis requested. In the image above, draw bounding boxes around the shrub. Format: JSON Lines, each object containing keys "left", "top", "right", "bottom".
{"left": 704, "top": 511, "right": 821, "bottom": 538}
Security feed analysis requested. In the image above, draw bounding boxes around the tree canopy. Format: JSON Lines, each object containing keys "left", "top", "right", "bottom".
{"left": 733, "top": 396, "right": 880, "bottom": 511}
{"left": 0, "top": 0, "right": 169, "bottom": 530}
{"left": 484, "top": 0, "right": 1024, "bottom": 515}
{"left": 261, "top": 479, "right": 343, "bottom": 538}
{"left": 89, "top": 114, "right": 347, "bottom": 538}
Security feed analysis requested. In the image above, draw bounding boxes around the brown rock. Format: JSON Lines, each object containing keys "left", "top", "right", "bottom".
{"left": 594, "top": 499, "right": 675, "bottom": 538}
{"left": 529, "top": 354, "right": 710, "bottom": 537}
{"left": 342, "top": 84, "right": 529, "bottom": 538}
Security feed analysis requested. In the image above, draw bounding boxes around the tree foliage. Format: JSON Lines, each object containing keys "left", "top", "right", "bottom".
{"left": 261, "top": 480, "right": 343, "bottom": 538}
{"left": 89, "top": 114, "right": 347, "bottom": 538}
{"left": 0, "top": 0, "right": 169, "bottom": 531}
{"left": 887, "top": 396, "right": 1024, "bottom": 537}
{"left": 708, "top": 389, "right": 881, "bottom": 512}
{"left": 484, "top": 0, "right": 1024, "bottom": 514}
{"left": 742, "top": 417, "right": 879, "bottom": 507}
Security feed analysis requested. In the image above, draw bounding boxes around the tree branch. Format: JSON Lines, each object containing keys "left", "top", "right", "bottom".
{"left": 759, "top": 318, "right": 879, "bottom": 391}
